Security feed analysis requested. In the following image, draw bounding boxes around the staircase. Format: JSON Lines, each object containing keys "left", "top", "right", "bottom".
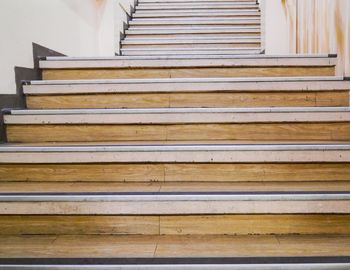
{"left": 0, "top": 0, "right": 350, "bottom": 269}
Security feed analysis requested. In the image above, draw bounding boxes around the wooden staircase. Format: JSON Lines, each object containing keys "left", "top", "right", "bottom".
{"left": 0, "top": 0, "right": 350, "bottom": 269}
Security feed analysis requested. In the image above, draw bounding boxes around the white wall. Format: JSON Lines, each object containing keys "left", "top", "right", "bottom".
{"left": 0, "top": 0, "right": 117, "bottom": 94}
{"left": 263, "top": 0, "right": 350, "bottom": 76}
{"left": 263, "top": 0, "right": 290, "bottom": 54}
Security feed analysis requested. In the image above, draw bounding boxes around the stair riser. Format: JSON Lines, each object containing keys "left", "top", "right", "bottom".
{"left": 25, "top": 91, "right": 349, "bottom": 109}
{"left": 2, "top": 163, "right": 350, "bottom": 182}
{"left": 125, "top": 28, "right": 261, "bottom": 35}
{"left": 121, "top": 38, "right": 261, "bottom": 44}
{"left": 125, "top": 33, "right": 261, "bottom": 38}
{"left": 121, "top": 43, "right": 260, "bottom": 49}
{"left": 1, "top": 200, "right": 349, "bottom": 215}
{"left": 1, "top": 215, "right": 349, "bottom": 235}
{"left": 138, "top": 0, "right": 258, "bottom": 2}
{"left": 42, "top": 67, "right": 335, "bottom": 80}
{"left": 121, "top": 50, "right": 260, "bottom": 56}
{"left": 6, "top": 123, "right": 350, "bottom": 143}
{"left": 128, "top": 23, "right": 261, "bottom": 28}
{"left": 136, "top": 6, "right": 259, "bottom": 10}
{"left": 1, "top": 150, "right": 350, "bottom": 163}
{"left": 133, "top": 13, "right": 260, "bottom": 18}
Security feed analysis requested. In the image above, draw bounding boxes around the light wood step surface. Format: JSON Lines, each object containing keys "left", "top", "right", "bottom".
{"left": 1, "top": 191, "right": 349, "bottom": 214}
{"left": 2, "top": 161, "right": 350, "bottom": 182}
{"left": 0, "top": 235, "right": 349, "bottom": 258}
{"left": 0, "top": 212, "right": 349, "bottom": 235}
{"left": 1, "top": 143, "right": 350, "bottom": 163}
{"left": 40, "top": 55, "right": 337, "bottom": 80}
{"left": 5, "top": 107, "right": 350, "bottom": 142}
{"left": 23, "top": 77, "right": 350, "bottom": 109}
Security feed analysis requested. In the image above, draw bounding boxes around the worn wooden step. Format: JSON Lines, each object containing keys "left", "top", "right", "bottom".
{"left": 2, "top": 181, "right": 350, "bottom": 193}
{"left": 39, "top": 55, "right": 337, "bottom": 80}
{"left": 125, "top": 26, "right": 261, "bottom": 35}
{"left": 2, "top": 213, "right": 350, "bottom": 236}
{"left": 128, "top": 18, "right": 260, "bottom": 26}
{"left": 0, "top": 191, "right": 349, "bottom": 214}
{"left": 2, "top": 160, "right": 350, "bottom": 182}
{"left": 23, "top": 77, "right": 350, "bottom": 109}
{"left": 121, "top": 43, "right": 260, "bottom": 49}
{"left": 120, "top": 48, "right": 261, "bottom": 56}
{"left": 4, "top": 107, "right": 350, "bottom": 142}
{"left": 122, "top": 36, "right": 260, "bottom": 43}
{"left": 0, "top": 235, "right": 349, "bottom": 260}
{"left": 133, "top": 11, "right": 260, "bottom": 18}
{"left": 125, "top": 33, "right": 261, "bottom": 39}
{"left": 1, "top": 259, "right": 350, "bottom": 270}
{"left": 139, "top": 0, "right": 257, "bottom": 2}
{"left": 139, "top": 0, "right": 257, "bottom": 4}
{"left": 121, "top": 37, "right": 261, "bottom": 49}
{"left": 1, "top": 143, "right": 350, "bottom": 163}
{"left": 136, "top": 4, "right": 259, "bottom": 10}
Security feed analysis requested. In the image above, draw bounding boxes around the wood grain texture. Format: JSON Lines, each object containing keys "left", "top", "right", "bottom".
{"left": 25, "top": 91, "right": 349, "bottom": 109}
{"left": 1, "top": 181, "right": 349, "bottom": 193}
{"left": 0, "top": 215, "right": 349, "bottom": 235}
{"left": 0, "top": 234, "right": 349, "bottom": 258}
{"left": 7, "top": 123, "right": 350, "bottom": 143}
{"left": 1, "top": 163, "right": 350, "bottom": 182}
{"left": 159, "top": 214, "right": 350, "bottom": 235}
{"left": 121, "top": 43, "right": 261, "bottom": 49}
{"left": 42, "top": 67, "right": 335, "bottom": 80}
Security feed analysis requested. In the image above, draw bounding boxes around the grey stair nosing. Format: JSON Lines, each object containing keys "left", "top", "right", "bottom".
{"left": 2, "top": 264, "right": 350, "bottom": 270}
{"left": 123, "top": 36, "right": 260, "bottom": 40}
{"left": 44, "top": 54, "right": 333, "bottom": 61}
{"left": 120, "top": 52, "right": 261, "bottom": 56}
{"left": 130, "top": 18, "right": 260, "bottom": 21}
{"left": 138, "top": 1, "right": 258, "bottom": 4}
{"left": 126, "top": 26, "right": 261, "bottom": 30}
{"left": 8, "top": 107, "right": 350, "bottom": 115}
{"left": 0, "top": 193, "right": 350, "bottom": 202}
{"left": 27, "top": 76, "right": 345, "bottom": 85}
{"left": 1, "top": 144, "right": 350, "bottom": 152}
{"left": 121, "top": 48, "right": 261, "bottom": 50}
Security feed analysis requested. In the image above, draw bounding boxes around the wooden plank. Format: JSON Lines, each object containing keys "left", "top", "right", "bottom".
{"left": 1, "top": 235, "right": 348, "bottom": 258}
{"left": 160, "top": 215, "right": 350, "bottom": 235}
{"left": 0, "top": 164, "right": 164, "bottom": 182}
{"left": 1, "top": 181, "right": 349, "bottom": 193}
{"left": 1, "top": 200, "right": 349, "bottom": 215}
{"left": 1, "top": 163, "right": 350, "bottom": 182}
{"left": 6, "top": 123, "right": 350, "bottom": 143}
{"left": 0, "top": 215, "right": 349, "bottom": 236}
{"left": 25, "top": 92, "right": 349, "bottom": 109}
{"left": 164, "top": 163, "right": 350, "bottom": 182}
{"left": 0, "top": 216, "right": 159, "bottom": 235}
{"left": 42, "top": 67, "right": 335, "bottom": 80}
{"left": 154, "top": 235, "right": 350, "bottom": 257}
{"left": 121, "top": 43, "right": 260, "bottom": 49}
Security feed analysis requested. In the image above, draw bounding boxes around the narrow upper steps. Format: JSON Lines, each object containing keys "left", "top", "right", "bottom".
{"left": 122, "top": 0, "right": 261, "bottom": 56}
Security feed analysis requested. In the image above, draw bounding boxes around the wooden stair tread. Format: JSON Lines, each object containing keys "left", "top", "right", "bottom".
{"left": 5, "top": 107, "right": 350, "bottom": 124}
{"left": 0, "top": 234, "right": 349, "bottom": 258}
{"left": 39, "top": 55, "right": 337, "bottom": 70}
{"left": 1, "top": 181, "right": 349, "bottom": 193}
{"left": 1, "top": 143, "right": 350, "bottom": 163}
{"left": 24, "top": 76, "right": 349, "bottom": 94}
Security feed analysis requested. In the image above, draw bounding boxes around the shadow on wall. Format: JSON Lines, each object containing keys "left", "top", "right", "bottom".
{"left": 0, "top": 43, "right": 64, "bottom": 143}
